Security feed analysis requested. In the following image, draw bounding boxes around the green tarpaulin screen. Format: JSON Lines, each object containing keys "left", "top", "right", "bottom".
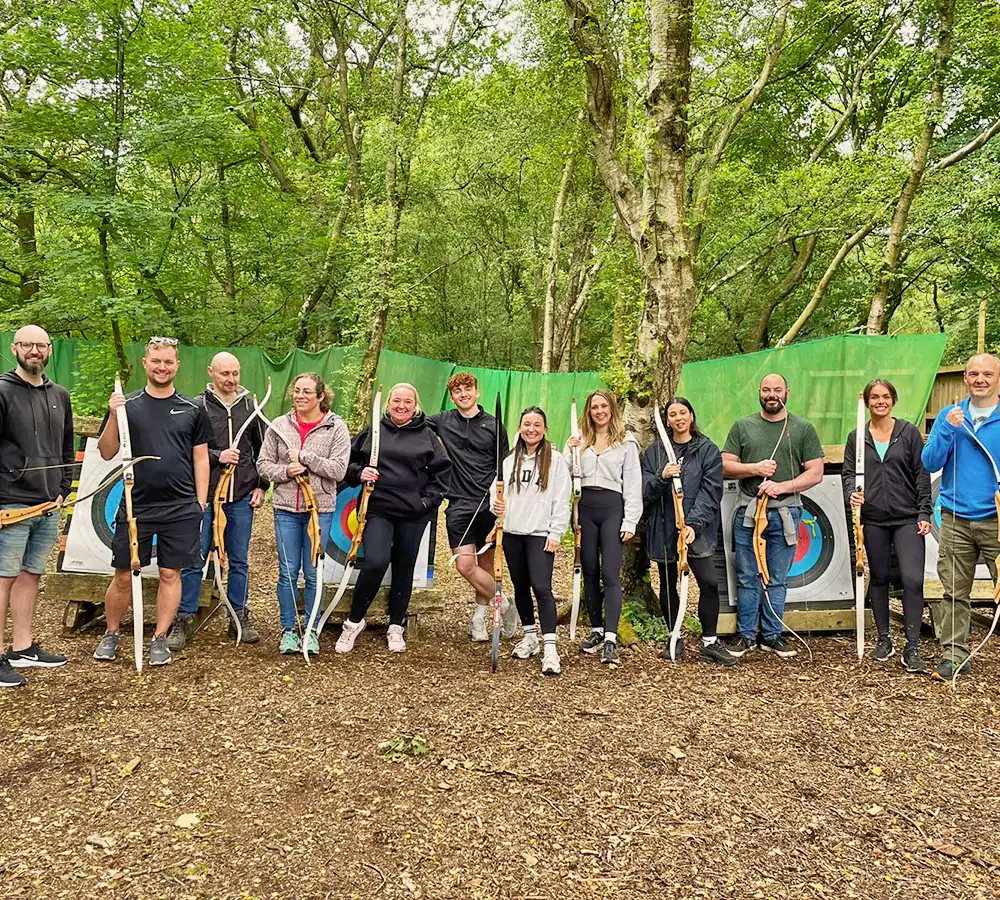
{"left": 0, "top": 332, "right": 946, "bottom": 447}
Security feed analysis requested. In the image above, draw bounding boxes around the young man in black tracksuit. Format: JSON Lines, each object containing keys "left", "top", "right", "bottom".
{"left": 0, "top": 325, "right": 73, "bottom": 688}
{"left": 169, "top": 352, "right": 268, "bottom": 650}
{"left": 427, "top": 372, "right": 515, "bottom": 642}
{"left": 843, "top": 378, "right": 932, "bottom": 673}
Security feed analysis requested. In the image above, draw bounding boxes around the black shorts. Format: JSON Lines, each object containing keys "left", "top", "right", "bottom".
{"left": 111, "top": 506, "right": 203, "bottom": 571}
{"left": 445, "top": 502, "right": 496, "bottom": 550}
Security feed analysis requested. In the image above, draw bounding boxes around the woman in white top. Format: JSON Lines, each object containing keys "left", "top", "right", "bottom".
{"left": 492, "top": 407, "right": 571, "bottom": 675}
{"left": 566, "top": 390, "right": 642, "bottom": 665}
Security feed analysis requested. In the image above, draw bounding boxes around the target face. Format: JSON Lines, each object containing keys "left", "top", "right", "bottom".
{"left": 327, "top": 484, "right": 364, "bottom": 566}
{"left": 787, "top": 497, "right": 834, "bottom": 588}
{"left": 91, "top": 479, "right": 158, "bottom": 558}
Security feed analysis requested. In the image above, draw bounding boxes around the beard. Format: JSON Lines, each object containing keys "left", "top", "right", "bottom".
{"left": 16, "top": 350, "right": 47, "bottom": 375}
{"left": 759, "top": 396, "right": 785, "bottom": 414}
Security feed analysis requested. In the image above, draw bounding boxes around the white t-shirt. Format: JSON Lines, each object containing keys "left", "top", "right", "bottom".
{"left": 971, "top": 403, "right": 997, "bottom": 431}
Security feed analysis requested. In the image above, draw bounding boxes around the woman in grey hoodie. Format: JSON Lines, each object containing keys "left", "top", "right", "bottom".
{"left": 565, "top": 390, "right": 642, "bottom": 665}
{"left": 491, "top": 407, "right": 571, "bottom": 675}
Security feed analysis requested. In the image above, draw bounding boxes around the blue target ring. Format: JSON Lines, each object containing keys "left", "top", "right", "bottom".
{"left": 787, "top": 496, "right": 833, "bottom": 589}
{"left": 328, "top": 484, "right": 364, "bottom": 566}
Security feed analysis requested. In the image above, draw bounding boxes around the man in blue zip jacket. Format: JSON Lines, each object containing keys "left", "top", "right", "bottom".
{"left": 922, "top": 353, "right": 1000, "bottom": 681}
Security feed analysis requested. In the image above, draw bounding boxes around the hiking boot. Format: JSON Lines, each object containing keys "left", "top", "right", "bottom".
{"left": 93, "top": 632, "right": 120, "bottom": 662}
{"left": 700, "top": 640, "right": 739, "bottom": 667}
{"left": 931, "top": 658, "right": 971, "bottom": 682}
{"left": 6, "top": 643, "right": 67, "bottom": 669}
{"left": 659, "top": 639, "right": 685, "bottom": 661}
{"left": 165, "top": 615, "right": 194, "bottom": 652}
{"left": 871, "top": 635, "right": 894, "bottom": 662}
{"left": 229, "top": 609, "right": 261, "bottom": 644}
{"left": 901, "top": 645, "right": 927, "bottom": 675}
{"left": 279, "top": 629, "right": 300, "bottom": 655}
{"left": 601, "top": 641, "right": 620, "bottom": 665}
{"left": 149, "top": 635, "right": 172, "bottom": 666}
{"left": 501, "top": 594, "right": 518, "bottom": 639}
{"left": 387, "top": 624, "right": 406, "bottom": 653}
{"left": 579, "top": 630, "right": 604, "bottom": 654}
{"left": 335, "top": 619, "right": 366, "bottom": 654}
{"left": 727, "top": 635, "right": 755, "bottom": 658}
{"left": 541, "top": 643, "right": 562, "bottom": 676}
{"left": 760, "top": 636, "right": 797, "bottom": 659}
{"left": 469, "top": 614, "right": 489, "bottom": 643}
{"left": 0, "top": 655, "right": 26, "bottom": 688}
{"left": 511, "top": 633, "right": 540, "bottom": 659}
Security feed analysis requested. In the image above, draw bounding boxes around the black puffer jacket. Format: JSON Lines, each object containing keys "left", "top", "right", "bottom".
{"left": 0, "top": 371, "right": 74, "bottom": 504}
{"left": 641, "top": 434, "right": 723, "bottom": 561}
{"left": 346, "top": 411, "right": 452, "bottom": 520}
{"left": 842, "top": 418, "right": 931, "bottom": 526}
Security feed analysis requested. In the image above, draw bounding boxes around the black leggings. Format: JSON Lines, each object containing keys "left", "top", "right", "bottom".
{"left": 503, "top": 533, "right": 557, "bottom": 634}
{"left": 657, "top": 557, "right": 721, "bottom": 639}
{"left": 579, "top": 488, "right": 624, "bottom": 634}
{"left": 864, "top": 522, "right": 925, "bottom": 644}
{"left": 349, "top": 514, "right": 428, "bottom": 626}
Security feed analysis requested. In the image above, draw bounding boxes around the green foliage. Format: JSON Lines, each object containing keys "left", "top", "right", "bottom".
{"left": 378, "top": 734, "right": 430, "bottom": 763}
{"left": 623, "top": 601, "right": 702, "bottom": 643}
{"left": 70, "top": 342, "right": 119, "bottom": 416}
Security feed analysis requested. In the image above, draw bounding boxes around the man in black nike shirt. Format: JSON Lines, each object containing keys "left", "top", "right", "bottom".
{"left": 93, "top": 338, "right": 211, "bottom": 667}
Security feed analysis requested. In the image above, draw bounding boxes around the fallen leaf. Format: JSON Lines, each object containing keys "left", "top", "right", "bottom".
{"left": 174, "top": 813, "right": 201, "bottom": 830}
{"left": 927, "top": 839, "right": 965, "bottom": 858}
{"left": 666, "top": 746, "right": 686, "bottom": 760}
{"left": 120, "top": 756, "right": 141, "bottom": 776}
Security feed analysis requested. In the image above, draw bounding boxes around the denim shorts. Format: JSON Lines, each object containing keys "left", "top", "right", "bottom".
{"left": 0, "top": 506, "right": 61, "bottom": 577}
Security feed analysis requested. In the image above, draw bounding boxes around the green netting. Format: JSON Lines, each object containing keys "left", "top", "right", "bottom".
{"left": 676, "top": 333, "right": 948, "bottom": 446}
{"left": 0, "top": 331, "right": 946, "bottom": 448}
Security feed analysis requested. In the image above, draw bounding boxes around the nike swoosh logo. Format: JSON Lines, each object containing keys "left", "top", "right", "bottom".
{"left": 169, "top": 409, "right": 190, "bottom": 415}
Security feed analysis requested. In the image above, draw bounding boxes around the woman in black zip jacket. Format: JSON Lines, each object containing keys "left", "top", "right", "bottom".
{"left": 334, "top": 383, "right": 452, "bottom": 655}
{"left": 842, "top": 379, "right": 931, "bottom": 674}
{"left": 641, "top": 398, "right": 736, "bottom": 667}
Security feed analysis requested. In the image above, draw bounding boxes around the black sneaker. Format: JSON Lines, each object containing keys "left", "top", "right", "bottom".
{"left": 900, "top": 645, "right": 927, "bottom": 675}
{"left": 228, "top": 609, "right": 261, "bottom": 644}
{"left": 699, "top": 640, "right": 740, "bottom": 667}
{"left": 6, "top": 642, "right": 68, "bottom": 669}
{"left": 931, "top": 658, "right": 971, "bottom": 682}
{"left": 579, "top": 631, "right": 604, "bottom": 654}
{"left": 759, "top": 636, "right": 798, "bottom": 659}
{"left": 601, "top": 641, "right": 620, "bottom": 665}
{"left": 0, "top": 654, "right": 26, "bottom": 688}
{"left": 870, "top": 635, "right": 894, "bottom": 662}
{"left": 659, "top": 639, "right": 685, "bottom": 661}
{"left": 727, "top": 635, "right": 755, "bottom": 658}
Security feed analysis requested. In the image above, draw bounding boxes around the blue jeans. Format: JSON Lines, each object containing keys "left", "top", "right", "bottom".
{"left": 179, "top": 496, "right": 254, "bottom": 616}
{"left": 733, "top": 506, "right": 801, "bottom": 640}
{"left": 274, "top": 507, "right": 334, "bottom": 631}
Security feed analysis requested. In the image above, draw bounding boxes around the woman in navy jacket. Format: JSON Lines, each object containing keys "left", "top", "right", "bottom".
{"left": 843, "top": 379, "right": 931, "bottom": 674}
{"left": 642, "top": 398, "right": 736, "bottom": 666}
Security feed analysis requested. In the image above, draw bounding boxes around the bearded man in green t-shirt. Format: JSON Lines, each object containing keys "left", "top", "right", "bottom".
{"left": 721, "top": 374, "right": 824, "bottom": 659}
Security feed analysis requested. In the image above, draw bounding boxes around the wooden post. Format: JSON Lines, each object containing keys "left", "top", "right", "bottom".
{"left": 978, "top": 294, "right": 987, "bottom": 354}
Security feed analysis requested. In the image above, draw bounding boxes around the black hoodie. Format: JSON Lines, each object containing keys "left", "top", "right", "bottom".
{"left": 346, "top": 411, "right": 452, "bottom": 520}
{"left": 0, "top": 370, "right": 74, "bottom": 505}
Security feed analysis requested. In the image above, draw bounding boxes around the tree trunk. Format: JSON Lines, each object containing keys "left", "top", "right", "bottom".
{"left": 867, "top": 0, "right": 955, "bottom": 334}
{"left": 15, "top": 196, "right": 39, "bottom": 303}
{"left": 217, "top": 164, "right": 236, "bottom": 304}
{"left": 541, "top": 145, "right": 577, "bottom": 373}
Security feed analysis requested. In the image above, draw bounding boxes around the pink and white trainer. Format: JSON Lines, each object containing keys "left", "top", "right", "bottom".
{"left": 387, "top": 624, "right": 406, "bottom": 653}
{"left": 335, "top": 619, "right": 366, "bottom": 653}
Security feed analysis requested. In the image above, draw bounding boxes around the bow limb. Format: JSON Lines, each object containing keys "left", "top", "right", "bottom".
{"left": 210, "top": 468, "right": 242, "bottom": 645}
{"left": 669, "top": 491, "right": 689, "bottom": 661}
{"left": 300, "top": 475, "right": 325, "bottom": 663}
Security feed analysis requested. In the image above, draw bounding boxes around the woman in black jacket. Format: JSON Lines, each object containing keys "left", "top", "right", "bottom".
{"left": 641, "top": 398, "right": 736, "bottom": 667}
{"left": 335, "top": 383, "right": 452, "bottom": 655}
{"left": 843, "top": 379, "right": 931, "bottom": 674}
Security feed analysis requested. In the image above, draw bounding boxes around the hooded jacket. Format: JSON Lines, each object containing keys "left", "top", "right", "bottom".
{"left": 426, "top": 406, "right": 508, "bottom": 504}
{"left": 489, "top": 445, "right": 571, "bottom": 541}
{"left": 256, "top": 410, "right": 351, "bottom": 513}
{"left": 843, "top": 418, "right": 931, "bottom": 526}
{"left": 0, "top": 371, "right": 74, "bottom": 505}
{"left": 196, "top": 386, "right": 268, "bottom": 502}
{"left": 346, "top": 411, "right": 452, "bottom": 520}
{"left": 641, "top": 433, "right": 723, "bottom": 561}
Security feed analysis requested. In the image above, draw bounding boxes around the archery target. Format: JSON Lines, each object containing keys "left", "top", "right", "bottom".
{"left": 60, "top": 438, "right": 159, "bottom": 576}
{"left": 924, "top": 471, "right": 991, "bottom": 581}
{"left": 720, "top": 475, "right": 853, "bottom": 607}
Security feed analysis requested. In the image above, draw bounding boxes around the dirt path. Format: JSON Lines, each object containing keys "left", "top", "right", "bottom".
{"left": 3, "top": 508, "right": 999, "bottom": 899}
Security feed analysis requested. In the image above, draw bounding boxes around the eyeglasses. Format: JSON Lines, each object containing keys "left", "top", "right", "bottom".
{"left": 15, "top": 341, "right": 51, "bottom": 351}
{"left": 147, "top": 336, "right": 179, "bottom": 346}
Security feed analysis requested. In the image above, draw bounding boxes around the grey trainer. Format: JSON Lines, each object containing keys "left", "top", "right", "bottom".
{"left": 149, "top": 635, "right": 172, "bottom": 666}
{"left": 166, "top": 615, "right": 194, "bottom": 652}
{"left": 500, "top": 594, "right": 518, "bottom": 639}
{"left": 229, "top": 609, "right": 261, "bottom": 644}
{"left": 93, "top": 632, "right": 120, "bottom": 662}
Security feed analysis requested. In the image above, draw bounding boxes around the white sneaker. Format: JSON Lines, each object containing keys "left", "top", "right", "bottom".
{"left": 387, "top": 624, "right": 406, "bottom": 653}
{"left": 501, "top": 594, "right": 518, "bottom": 639}
{"left": 541, "top": 644, "right": 562, "bottom": 676}
{"left": 335, "top": 619, "right": 366, "bottom": 654}
{"left": 469, "top": 615, "right": 489, "bottom": 642}
{"left": 511, "top": 633, "right": 540, "bottom": 659}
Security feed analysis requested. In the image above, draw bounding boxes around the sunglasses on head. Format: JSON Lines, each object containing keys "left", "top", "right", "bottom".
{"left": 147, "top": 336, "right": 179, "bottom": 346}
